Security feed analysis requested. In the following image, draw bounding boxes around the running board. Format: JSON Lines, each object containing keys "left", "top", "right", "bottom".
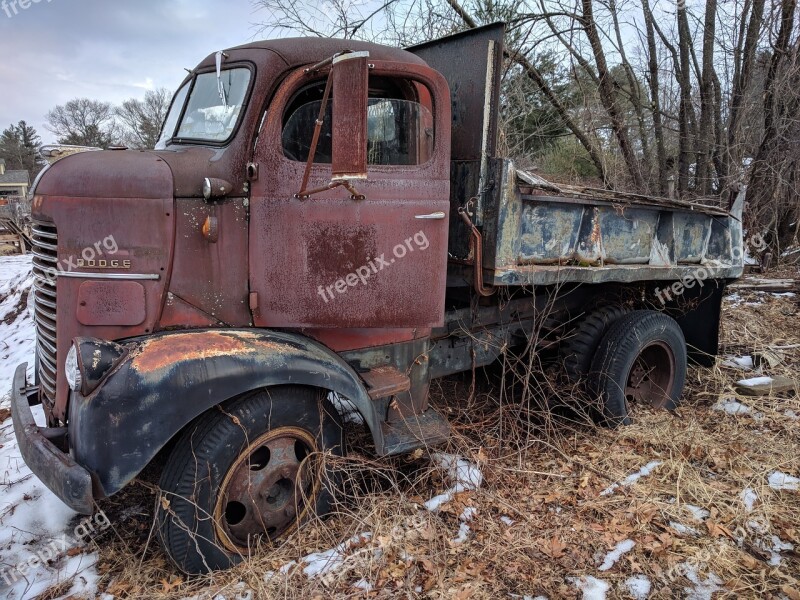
{"left": 380, "top": 408, "right": 450, "bottom": 455}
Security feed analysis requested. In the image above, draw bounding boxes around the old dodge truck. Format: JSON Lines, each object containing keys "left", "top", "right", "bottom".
{"left": 12, "top": 24, "right": 744, "bottom": 573}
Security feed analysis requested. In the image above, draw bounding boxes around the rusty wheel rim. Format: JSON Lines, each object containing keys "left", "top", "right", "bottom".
{"left": 214, "top": 426, "right": 319, "bottom": 552}
{"left": 624, "top": 341, "right": 676, "bottom": 410}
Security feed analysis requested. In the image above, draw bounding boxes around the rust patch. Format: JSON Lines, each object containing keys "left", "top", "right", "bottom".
{"left": 130, "top": 331, "right": 285, "bottom": 373}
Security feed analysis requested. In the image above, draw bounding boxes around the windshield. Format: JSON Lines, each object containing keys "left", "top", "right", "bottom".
{"left": 156, "top": 67, "right": 251, "bottom": 146}
{"left": 155, "top": 82, "right": 190, "bottom": 149}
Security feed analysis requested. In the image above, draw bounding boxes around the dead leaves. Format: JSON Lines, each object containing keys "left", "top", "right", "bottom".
{"left": 538, "top": 536, "right": 567, "bottom": 559}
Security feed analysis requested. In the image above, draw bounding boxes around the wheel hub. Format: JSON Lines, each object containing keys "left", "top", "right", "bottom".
{"left": 214, "top": 426, "right": 319, "bottom": 552}
{"left": 624, "top": 340, "right": 677, "bottom": 409}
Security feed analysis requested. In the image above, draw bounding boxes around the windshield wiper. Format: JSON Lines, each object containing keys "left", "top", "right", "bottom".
{"left": 215, "top": 51, "right": 229, "bottom": 108}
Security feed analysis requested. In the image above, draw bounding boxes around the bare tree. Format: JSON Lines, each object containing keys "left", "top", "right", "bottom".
{"left": 45, "top": 98, "right": 120, "bottom": 148}
{"left": 116, "top": 88, "right": 172, "bottom": 149}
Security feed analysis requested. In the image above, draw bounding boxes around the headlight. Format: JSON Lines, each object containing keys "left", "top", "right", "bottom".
{"left": 67, "top": 337, "right": 127, "bottom": 396}
{"left": 65, "top": 344, "right": 82, "bottom": 392}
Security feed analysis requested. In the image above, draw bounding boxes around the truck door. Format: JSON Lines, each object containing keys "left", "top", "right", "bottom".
{"left": 249, "top": 59, "right": 452, "bottom": 329}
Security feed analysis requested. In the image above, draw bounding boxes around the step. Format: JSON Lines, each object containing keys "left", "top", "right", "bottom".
{"left": 360, "top": 365, "right": 411, "bottom": 400}
{"left": 380, "top": 408, "right": 450, "bottom": 455}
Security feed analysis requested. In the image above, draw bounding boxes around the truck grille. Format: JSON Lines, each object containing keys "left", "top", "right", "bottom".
{"left": 30, "top": 221, "right": 59, "bottom": 402}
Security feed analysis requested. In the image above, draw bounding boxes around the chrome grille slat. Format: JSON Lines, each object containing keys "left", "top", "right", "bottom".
{"left": 36, "top": 306, "right": 56, "bottom": 329}
{"left": 32, "top": 222, "right": 57, "bottom": 237}
{"left": 31, "top": 222, "right": 59, "bottom": 404}
{"left": 36, "top": 324, "right": 57, "bottom": 346}
{"left": 33, "top": 294, "right": 56, "bottom": 310}
{"left": 33, "top": 281, "right": 57, "bottom": 298}
{"left": 31, "top": 250, "right": 58, "bottom": 264}
{"left": 31, "top": 239, "right": 58, "bottom": 252}
{"left": 36, "top": 331, "right": 57, "bottom": 356}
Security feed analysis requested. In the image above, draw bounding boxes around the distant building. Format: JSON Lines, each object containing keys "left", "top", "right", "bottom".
{"left": 0, "top": 159, "right": 30, "bottom": 201}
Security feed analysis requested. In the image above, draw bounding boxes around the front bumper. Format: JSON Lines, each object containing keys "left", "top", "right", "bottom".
{"left": 10, "top": 363, "right": 94, "bottom": 514}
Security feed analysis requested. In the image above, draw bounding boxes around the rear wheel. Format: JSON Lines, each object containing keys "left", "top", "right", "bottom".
{"left": 588, "top": 310, "right": 686, "bottom": 427}
{"left": 156, "top": 386, "right": 343, "bottom": 573}
{"left": 561, "top": 305, "right": 629, "bottom": 382}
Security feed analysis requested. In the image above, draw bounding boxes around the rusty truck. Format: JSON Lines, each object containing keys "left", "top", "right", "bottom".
{"left": 11, "top": 24, "right": 745, "bottom": 573}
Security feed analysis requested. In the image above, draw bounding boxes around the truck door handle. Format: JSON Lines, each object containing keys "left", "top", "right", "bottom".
{"left": 415, "top": 212, "right": 446, "bottom": 220}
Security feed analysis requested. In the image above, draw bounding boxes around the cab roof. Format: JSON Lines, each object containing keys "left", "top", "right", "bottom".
{"left": 195, "top": 37, "right": 428, "bottom": 71}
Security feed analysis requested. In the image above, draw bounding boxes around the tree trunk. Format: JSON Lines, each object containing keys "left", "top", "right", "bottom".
{"left": 697, "top": 0, "right": 718, "bottom": 195}
{"left": 641, "top": 0, "right": 667, "bottom": 195}
{"left": 580, "top": 0, "right": 644, "bottom": 189}
{"left": 676, "top": 5, "right": 695, "bottom": 195}
{"left": 726, "top": 0, "right": 763, "bottom": 183}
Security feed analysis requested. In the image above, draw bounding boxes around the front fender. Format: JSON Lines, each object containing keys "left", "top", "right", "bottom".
{"left": 69, "top": 329, "right": 379, "bottom": 498}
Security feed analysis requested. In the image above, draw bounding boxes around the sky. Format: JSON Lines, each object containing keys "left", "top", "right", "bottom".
{"left": 0, "top": 0, "right": 275, "bottom": 144}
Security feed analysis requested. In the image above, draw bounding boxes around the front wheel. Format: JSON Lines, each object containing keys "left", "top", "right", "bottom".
{"left": 588, "top": 310, "right": 687, "bottom": 427}
{"left": 156, "top": 386, "right": 343, "bottom": 573}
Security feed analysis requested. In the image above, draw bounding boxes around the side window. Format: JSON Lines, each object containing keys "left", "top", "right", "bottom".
{"left": 281, "top": 77, "right": 434, "bottom": 165}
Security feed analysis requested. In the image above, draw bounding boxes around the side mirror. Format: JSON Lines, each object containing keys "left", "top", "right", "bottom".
{"left": 331, "top": 51, "right": 369, "bottom": 182}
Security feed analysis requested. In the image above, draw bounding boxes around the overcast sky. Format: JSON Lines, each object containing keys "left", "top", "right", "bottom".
{"left": 0, "top": 0, "right": 274, "bottom": 143}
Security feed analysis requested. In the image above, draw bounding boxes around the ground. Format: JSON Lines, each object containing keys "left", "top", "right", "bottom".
{"left": 0, "top": 255, "right": 798, "bottom": 599}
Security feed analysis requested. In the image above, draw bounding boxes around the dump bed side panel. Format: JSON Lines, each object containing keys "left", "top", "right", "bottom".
{"left": 453, "top": 159, "right": 744, "bottom": 287}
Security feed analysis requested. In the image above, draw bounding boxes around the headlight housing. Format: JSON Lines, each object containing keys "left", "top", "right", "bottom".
{"left": 65, "top": 344, "right": 82, "bottom": 392}
{"left": 65, "top": 338, "right": 128, "bottom": 396}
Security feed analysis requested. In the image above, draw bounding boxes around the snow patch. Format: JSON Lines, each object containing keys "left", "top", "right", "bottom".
{"left": 301, "top": 534, "right": 370, "bottom": 578}
{"left": 571, "top": 575, "right": 610, "bottom": 600}
{"left": 327, "top": 391, "right": 364, "bottom": 424}
{"left": 768, "top": 471, "right": 800, "bottom": 491}
{"left": 600, "top": 461, "right": 662, "bottom": 496}
{"left": 683, "top": 564, "right": 723, "bottom": 600}
{"left": 741, "top": 488, "right": 758, "bottom": 512}
{"left": 721, "top": 355, "right": 754, "bottom": 370}
{"left": 0, "top": 257, "right": 102, "bottom": 600}
{"left": 670, "top": 521, "right": 699, "bottom": 536}
{"left": 500, "top": 515, "right": 515, "bottom": 526}
{"left": 451, "top": 506, "right": 477, "bottom": 544}
{"left": 683, "top": 504, "right": 710, "bottom": 522}
{"left": 423, "top": 453, "right": 483, "bottom": 511}
{"left": 712, "top": 399, "right": 752, "bottom": 415}
{"left": 624, "top": 574, "right": 651, "bottom": 599}
{"left": 598, "top": 539, "right": 635, "bottom": 571}
{"left": 736, "top": 376, "right": 774, "bottom": 387}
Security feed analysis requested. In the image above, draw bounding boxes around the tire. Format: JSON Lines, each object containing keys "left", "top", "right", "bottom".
{"left": 588, "top": 310, "right": 687, "bottom": 427}
{"left": 562, "top": 305, "right": 629, "bottom": 382}
{"left": 156, "top": 386, "right": 344, "bottom": 574}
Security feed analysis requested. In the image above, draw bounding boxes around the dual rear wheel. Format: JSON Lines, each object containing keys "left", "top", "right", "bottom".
{"left": 562, "top": 308, "right": 687, "bottom": 427}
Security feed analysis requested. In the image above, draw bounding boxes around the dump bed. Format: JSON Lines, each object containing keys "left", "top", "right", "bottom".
{"left": 447, "top": 160, "right": 744, "bottom": 288}
{"left": 411, "top": 25, "right": 744, "bottom": 290}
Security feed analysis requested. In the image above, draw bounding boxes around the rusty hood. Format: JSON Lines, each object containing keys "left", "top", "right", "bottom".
{"left": 34, "top": 149, "right": 174, "bottom": 201}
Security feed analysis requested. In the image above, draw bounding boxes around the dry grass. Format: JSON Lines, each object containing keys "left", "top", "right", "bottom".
{"left": 44, "top": 283, "right": 800, "bottom": 600}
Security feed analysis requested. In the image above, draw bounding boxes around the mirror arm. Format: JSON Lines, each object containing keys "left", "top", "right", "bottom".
{"left": 296, "top": 72, "right": 334, "bottom": 197}
{"left": 294, "top": 180, "right": 365, "bottom": 201}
